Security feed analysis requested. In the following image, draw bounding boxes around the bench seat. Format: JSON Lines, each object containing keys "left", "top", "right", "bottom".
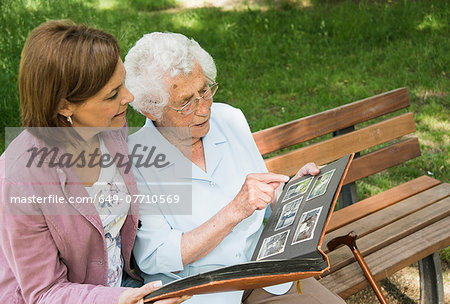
{"left": 318, "top": 176, "right": 450, "bottom": 298}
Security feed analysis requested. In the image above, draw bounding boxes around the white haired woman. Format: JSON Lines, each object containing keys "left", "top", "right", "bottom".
{"left": 125, "top": 32, "right": 345, "bottom": 304}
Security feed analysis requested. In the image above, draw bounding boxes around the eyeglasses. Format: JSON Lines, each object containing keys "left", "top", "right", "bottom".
{"left": 169, "top": 81, "right": 218, "bottom": 116}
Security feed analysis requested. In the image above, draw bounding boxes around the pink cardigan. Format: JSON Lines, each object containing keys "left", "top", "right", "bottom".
{"left": 0, "top": 129, "right": 141, "bottom": 303}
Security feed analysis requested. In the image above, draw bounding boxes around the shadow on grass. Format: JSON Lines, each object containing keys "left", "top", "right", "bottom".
{"left": 125, "top": 0, "right": 179, "bottom": 11}
{"left": 381, "top": 278, "right": 417, "bottom": 304}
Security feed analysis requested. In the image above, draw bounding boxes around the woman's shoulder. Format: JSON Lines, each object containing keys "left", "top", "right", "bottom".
{"left": 211, "top": 102, "right": 247, "bottom": 127}
{"left": 1, "top": 130, "right": 53, "bottom": 182}
{"left": 212, "top": 102, "right": 243, "bottom": 115}
{"left": 209, "top": 103, "right": 257, "bottom": 146}
{"left": 2, "top": 130, "right": 37, "bottom": 161}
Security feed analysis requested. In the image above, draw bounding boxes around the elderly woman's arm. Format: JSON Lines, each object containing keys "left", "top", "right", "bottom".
{"left": 134, "top": 172, "right": 288, "bottom": 274}
{"left": 134, "top": 165, "right": 320, "bottom": 274}
{"left": 180, "top": 172, "right": 288, "bottom": 265}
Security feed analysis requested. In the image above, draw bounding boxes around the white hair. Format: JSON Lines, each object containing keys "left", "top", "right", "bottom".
{"left": 124, "top": 32, "right": 217, "bottom": 120}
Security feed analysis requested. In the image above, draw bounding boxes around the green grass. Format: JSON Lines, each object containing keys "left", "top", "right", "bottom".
{"left": 1, "top": 0, "right": 448, "bottom": 176}
{"left": 1, "top": 0, "right": 449, "bottom": 261}
{"left": 124, "top": 0, "right": 178, "bottom": 11}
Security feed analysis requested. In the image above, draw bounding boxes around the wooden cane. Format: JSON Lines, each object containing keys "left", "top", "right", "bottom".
{"left": 327, "top": 231, "right": 388, "bottom": 304}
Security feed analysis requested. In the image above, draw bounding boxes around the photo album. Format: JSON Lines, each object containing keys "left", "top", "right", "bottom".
{"left": 145, "top": 154, "right": 354, "bottom": 302}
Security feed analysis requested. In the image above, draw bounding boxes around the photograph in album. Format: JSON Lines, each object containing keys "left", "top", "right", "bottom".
{"left": 274, "top": 197, "right": 303, "bottom": 231}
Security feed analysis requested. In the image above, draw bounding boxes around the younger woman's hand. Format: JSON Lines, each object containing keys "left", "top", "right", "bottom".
{"left": 118, "top": 280, "right": 189, "bottom": 304}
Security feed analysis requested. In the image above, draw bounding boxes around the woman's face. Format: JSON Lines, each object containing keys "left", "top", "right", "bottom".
{"left": 69, "top": 59, "right": 134, "bottom": 129}
{"left": 155, "top": 62, "right": 212, "bottom": 144}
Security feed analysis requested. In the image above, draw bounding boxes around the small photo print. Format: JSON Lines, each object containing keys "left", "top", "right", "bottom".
{"left": 306, "top": 169, "right": 335, "bottom": 201}
{"left": 283, "top": 177, "right": 313, "bottom": 202}
{"left": 257, "top": 230, "right": 290, "bottom": 261}
{"left": 275, "top": 197, "right": 303, "bottom": 231}
{"left": 292, "top": 207, "right": 322, "bottom": 245}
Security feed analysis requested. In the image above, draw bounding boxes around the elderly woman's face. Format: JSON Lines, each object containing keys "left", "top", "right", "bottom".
{"left": 157, "top": 62, "right": 212, "bottom": 144}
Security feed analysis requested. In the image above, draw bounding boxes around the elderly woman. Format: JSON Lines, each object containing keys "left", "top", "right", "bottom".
{"left": 125, "top": 33, "right": 345, "bottom": 304}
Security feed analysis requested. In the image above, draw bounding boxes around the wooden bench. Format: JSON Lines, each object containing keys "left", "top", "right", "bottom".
{"left": 252, "top": 87, "right": 449, "bottom": 303}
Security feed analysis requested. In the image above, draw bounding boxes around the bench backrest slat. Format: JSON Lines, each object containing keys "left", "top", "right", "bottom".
{"left": 264, "top": 113, "right": 416, "bottom": 176}
{"left": 324, "top": 184, "right": 450, "bottom": 242}
{"left": 326, "top": 176, "right": 440, "bottom": 233}
{"left": 253, "top": 87, "right": 410, "bottom": 156}
{"left": 344, "top": 137, "right": 421, "bottom": 185}
{"left": 324, "top": 200, "right": 449, "bottom": 276}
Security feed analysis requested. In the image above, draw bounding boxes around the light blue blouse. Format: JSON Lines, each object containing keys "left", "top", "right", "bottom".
{"left": 128, "top": 103, "right": 291, "bottom": 303}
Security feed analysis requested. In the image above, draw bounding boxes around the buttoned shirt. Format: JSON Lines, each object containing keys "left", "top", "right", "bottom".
{"left": 129, "top": 103, "right": 290, "bottom": 303}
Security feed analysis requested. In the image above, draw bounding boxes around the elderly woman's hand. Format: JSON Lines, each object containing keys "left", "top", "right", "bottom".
{"left": 271, "top": 163, "right": 321, "bottom": 206}
{"left": 293, "top": 162, "right": 320, "bottom": 180}
{"left": 229, "top": 173, "right": 289, "bottom": 222}
{"left": 118, "top": 281, "right": 190, "bottom": 304}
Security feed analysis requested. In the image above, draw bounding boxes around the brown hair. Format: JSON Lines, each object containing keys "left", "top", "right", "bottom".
{"left": 19, "top": 19, "right": 120, "bottom": 128}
